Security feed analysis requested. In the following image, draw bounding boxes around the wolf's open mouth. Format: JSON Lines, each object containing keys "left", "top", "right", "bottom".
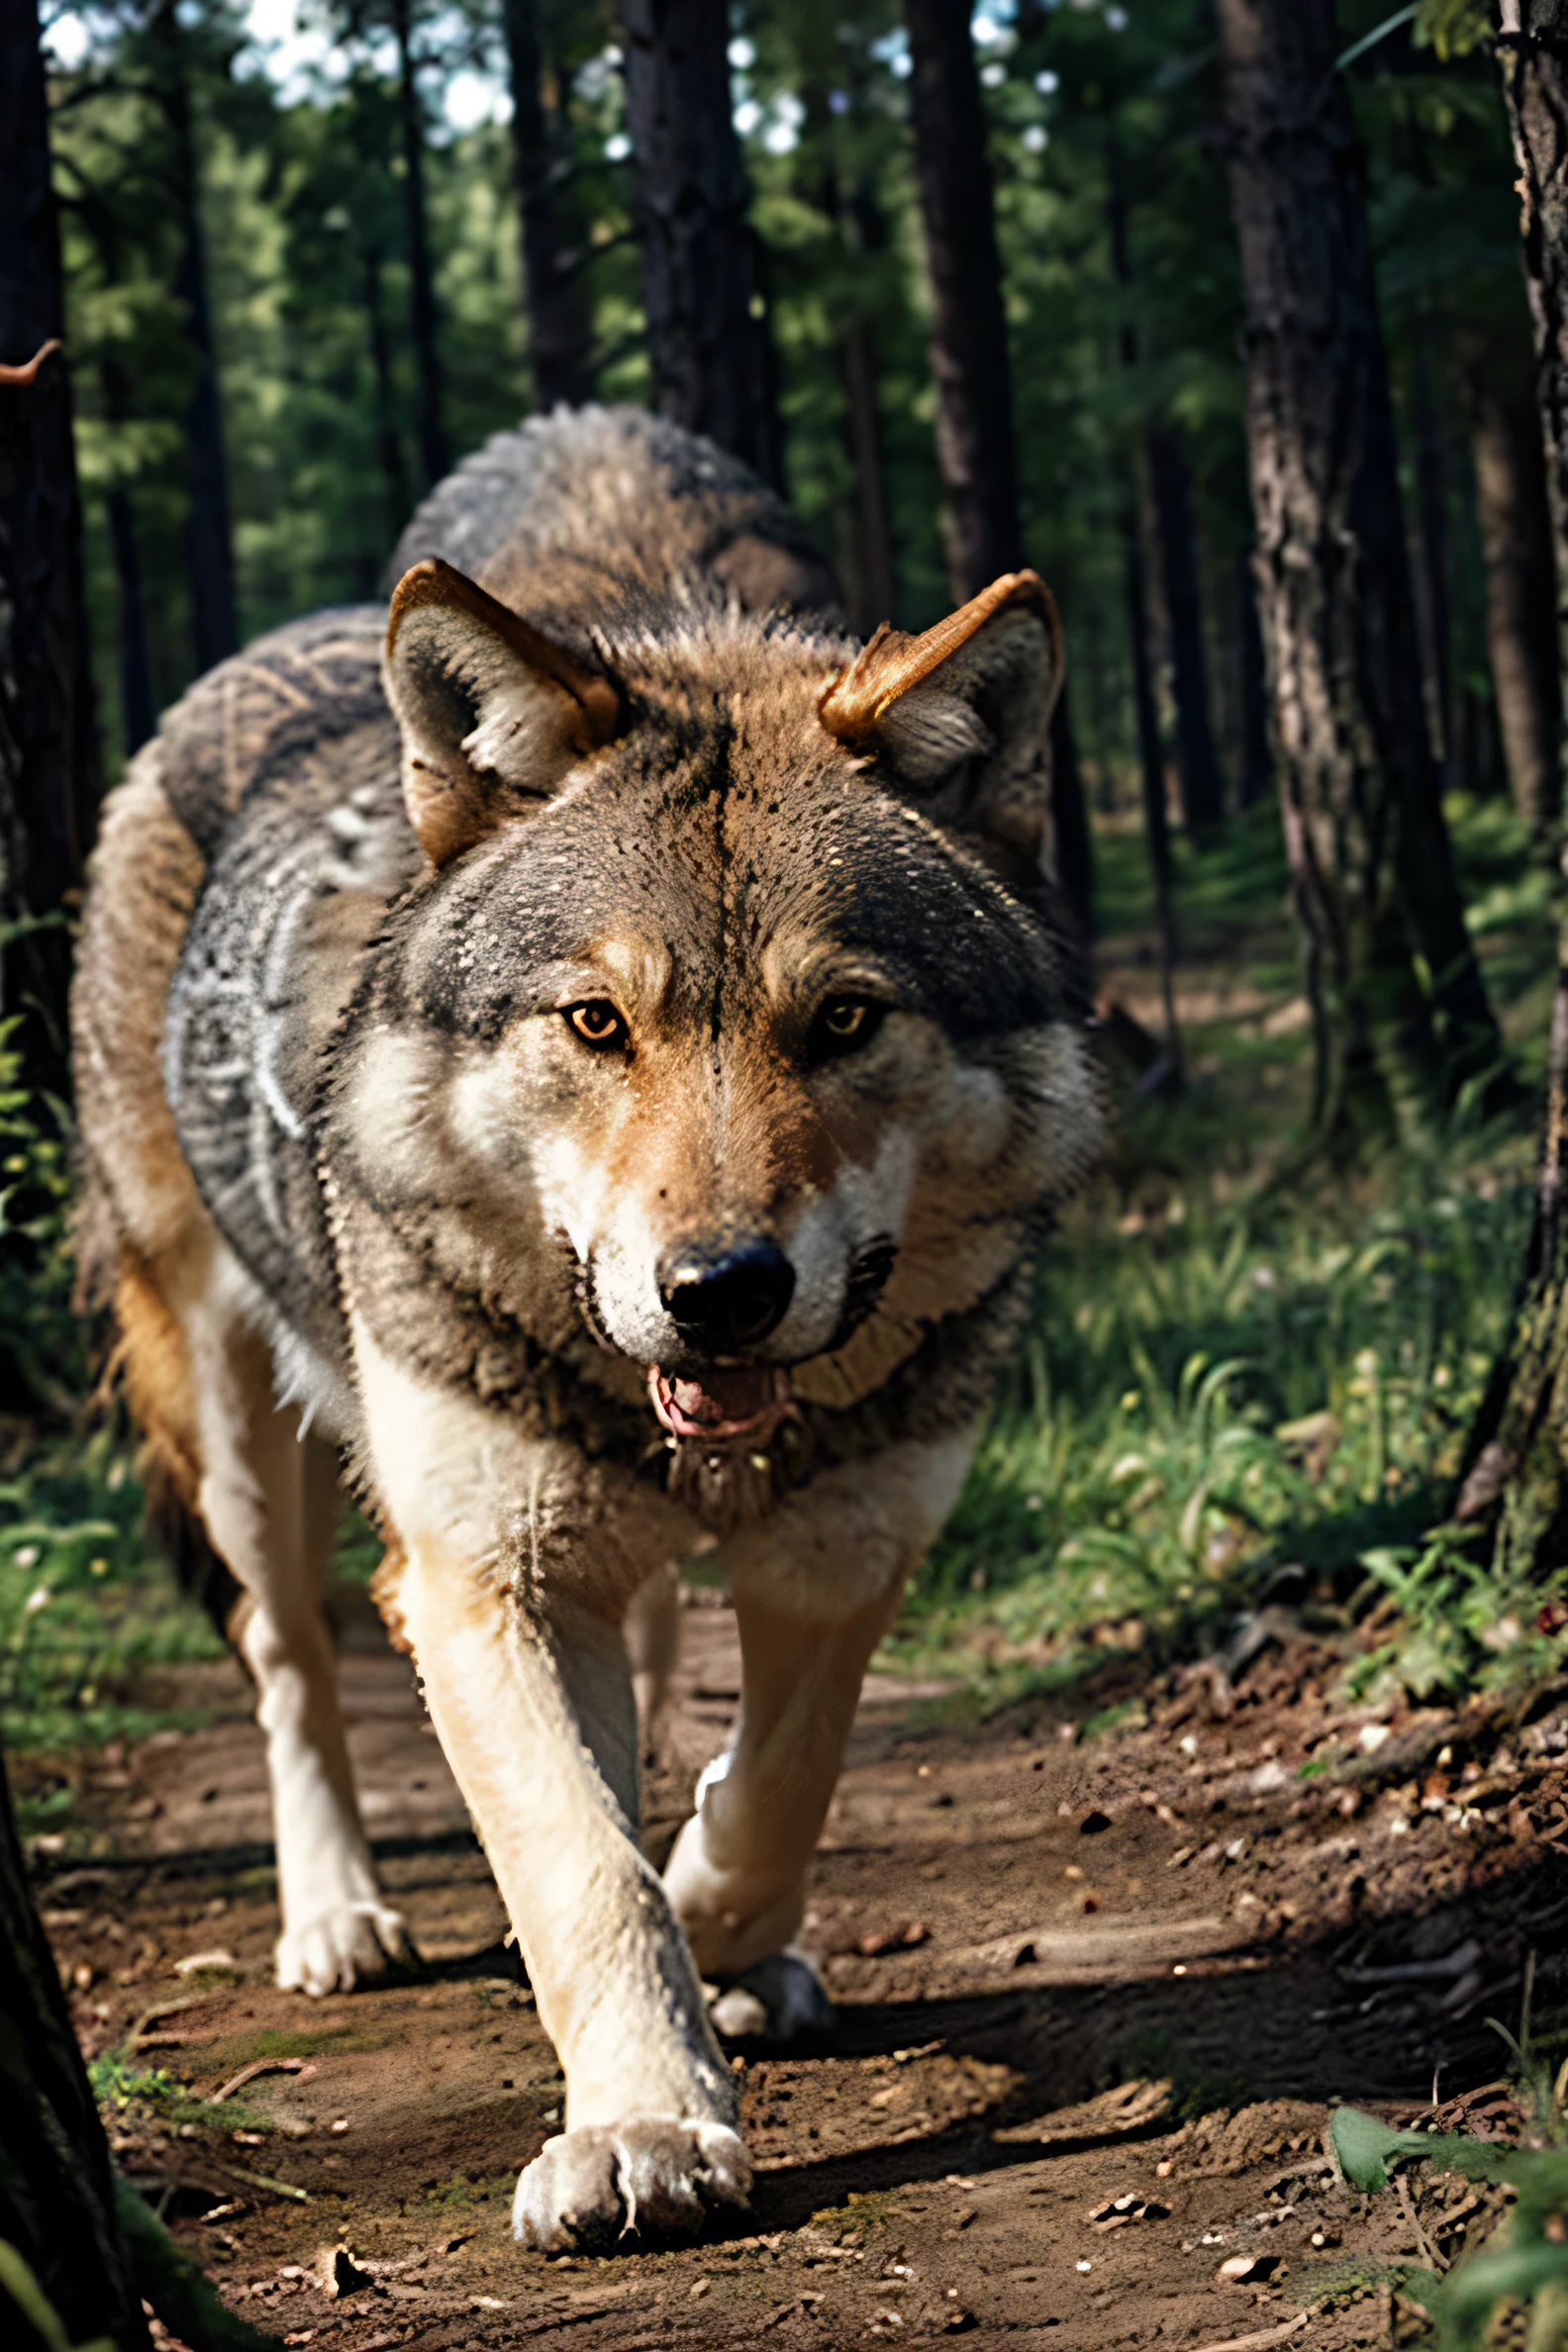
{"left": 648, "top": 1364, "right": 794, "bottom": 1444}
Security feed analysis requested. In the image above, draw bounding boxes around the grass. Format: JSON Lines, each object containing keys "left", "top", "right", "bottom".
{"left": 889, "top": 1137, "right": 1568, "bottom": 1704}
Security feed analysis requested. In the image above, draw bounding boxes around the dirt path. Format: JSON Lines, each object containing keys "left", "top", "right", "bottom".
{"left": 18, "top": 1591, "right": 1568, "bottom": 2349}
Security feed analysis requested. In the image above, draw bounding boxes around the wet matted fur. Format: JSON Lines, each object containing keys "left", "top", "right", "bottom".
{"left": 72, "top": 406, "right": 1102, "bottom": 2251}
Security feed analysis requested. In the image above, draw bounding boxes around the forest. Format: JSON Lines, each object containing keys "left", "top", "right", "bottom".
{"left": 3, "top": 0, "right": 1568, "bottom": 2345}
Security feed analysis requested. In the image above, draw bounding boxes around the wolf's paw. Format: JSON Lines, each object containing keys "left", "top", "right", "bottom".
{"left": 512, "top": 2116, "right": 750, "bottom": 2252}
{"left": 709, "top": 1948, "right": 835, "bottom": 2043}
{"left": 276, "top": 1901, "right": 414, "bottom": 1996}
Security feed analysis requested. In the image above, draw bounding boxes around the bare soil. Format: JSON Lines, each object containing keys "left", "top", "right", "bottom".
{"left": 16, "top": 1588, "right": 1568, "bottom": 2350}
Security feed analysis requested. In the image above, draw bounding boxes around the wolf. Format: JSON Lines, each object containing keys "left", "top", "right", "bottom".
{"left": 72, "top": 407, "right": 1101, "bottom": 2250}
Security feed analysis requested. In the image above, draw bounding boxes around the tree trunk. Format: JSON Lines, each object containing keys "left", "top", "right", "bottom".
{"left": 1469, "top": 382, "right": 1561, "bottom": 833}
{"left": 149, "top": 0, "right": 239, "bottom": 675}
{"left": 101, "top": 353, "right": 156, "bottom": 758}
{"left": 1411, "top": 321, "right": 1455, "bottom": 776}
{"left": 0, "top": 0, "right": 101, "bottom": 1085}
{"left": 390, "top": 0, "right": 448, "bottom": 490}
{"left": 0, "top": 1754, "right": 150, "bottom": 2351}
{"left": 1107, "top": 132, "right": 1179, "bottom": 1039}
{"left": 362, "top": 240, "right": 410, "bottom": 547}
{"left": 1235, "top": 545, "right": 1273, "bottom": 809}
{"left": 903, "top": 0, "right": 1021, "bottom": 594}
{"left": 619, "top": 0, "right": 783, "bottom": 487}
{"left": 1451, "top": 7, "right": 1568, "bottom": 1579}
{"left": 1123, "top": 482, "right": 1182, "bottom": 1068}
{"left": 1050, "top": 689, "right": 1096, "bottom": 944}
{"left": 902, "top": 0, "right": 1093, "bottom": 936}
{"left": 1148, "top": 422, "right": 1226, "bottom": 840}
{"left": 839, "top": 313, "right": 897, "bottom": 635}
{"left": 503, "top": 0, "right": 597, "bottom": 412}
{"left": 837, "top": 171, "right": 897, "bottom": 637}
{"left": 1215, "top": 0, "right": 1506, "bottom": 1144}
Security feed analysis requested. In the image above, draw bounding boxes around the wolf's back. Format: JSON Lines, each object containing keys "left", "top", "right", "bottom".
{"left": 389, "top": 405, "right": 837, "bottom": 637}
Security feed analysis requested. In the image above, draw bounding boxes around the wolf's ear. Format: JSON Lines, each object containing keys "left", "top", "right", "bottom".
{"left": 385, "top": 558, "right": 620, "bottom": 867}
{"left": 818, "top": 571, "right": 1063, "bottom": 867}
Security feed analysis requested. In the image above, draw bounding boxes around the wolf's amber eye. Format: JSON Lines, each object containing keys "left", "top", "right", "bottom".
{"left": 566, "top": 1000, "right": 629, "bottom": 1051}
{"left": 810, "top": 996, "right": 885, "bottom": 1061}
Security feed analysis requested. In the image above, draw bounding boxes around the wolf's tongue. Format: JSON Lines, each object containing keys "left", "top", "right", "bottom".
{"left": 649, "top": 1364, "right": 792, "bottom": 1441}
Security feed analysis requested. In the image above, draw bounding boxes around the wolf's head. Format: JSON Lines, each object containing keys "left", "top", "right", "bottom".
{"left": 344, "top": 557, "right": 1100, "bottom": 1443}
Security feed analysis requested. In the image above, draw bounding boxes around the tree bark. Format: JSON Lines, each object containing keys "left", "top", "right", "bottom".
{"left": 1123, "top": 482, "right": 1182, "bottom": 1067}
{"left": 1148, "top": 422, "right": 1226, "bottom": 840}
{"left": 0, "top": 1754, "right": 150, "bottom": 2351}
{"left": 503, "top": 0, "right": 597, "bottom": 412}
{"left": 901, "top": 0, "right": 1092, "bottom": 936}
{"left": 1235, "top": 545, "right": 1273, "bottom": 809}
{"left": 1411, "top": 321, "right": 1455, "bottom": 776}
{"left": 101, "top": 354, "right": 156, "bottom": 758}
{"left": 0, "top": 0, "right": 101, "bottom": 1083}
{"left": 1215, "top": 0, "right": 1506, "bottom": 1144}
{"left": 619, "top": 0, "right": 783, "bottom": 488}
{"left": 1469, "top": 382, "right": 1561, "bottom": 833}
{"left": 362, "top": 240, "right": 410, "bottom": 547}
{"left": 1450, "top": 6, "right": 1568, "bottom": 1579}
{"left": 149, "top": 0, "right": 239, "bottom": 675}
{"left": 389, "top": 0, "right": 448, "bottom": 490}
{"left": 903, "top": 0, "right": 1022, "bottom": 594}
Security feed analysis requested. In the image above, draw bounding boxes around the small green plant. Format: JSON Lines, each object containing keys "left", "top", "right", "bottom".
{"left": 1328, "top": 1985, "right": 1568, "bottom": 2352}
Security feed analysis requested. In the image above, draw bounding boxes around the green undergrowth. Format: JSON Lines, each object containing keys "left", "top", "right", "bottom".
{"left": 1322, "top": 1992, "right": 1568, "bottom": 2350}
{"left": 892, "top": 1136, "right": 1565, "bottom": 1707}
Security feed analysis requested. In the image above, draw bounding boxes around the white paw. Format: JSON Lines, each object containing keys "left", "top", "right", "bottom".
{"left": 512, "top": 2116, "right": 751, "bottom": 2252}
{"left": 709, "top": 1948, "right": 834, "bottom": 2043}
{"left": 275, "top": 1901, "right": 414, "bottom": 1996}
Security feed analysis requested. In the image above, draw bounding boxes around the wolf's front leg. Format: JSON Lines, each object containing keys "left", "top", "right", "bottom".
{"left": 358, "top": 1353, "right": 744, "bottom": 2250}
{"left": 662, "top": 1434, "right": 979, "bottom": 2037}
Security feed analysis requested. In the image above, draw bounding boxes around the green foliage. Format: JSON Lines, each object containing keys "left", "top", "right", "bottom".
{"left": 893, "top": 1147, "right": 1551, "bottom": 1699}
{"left": 1327, "top": 2094, "right": 1568, "bottom": 2349}
{"left": 1413, "top": 2, "right": 1494, "bottom": 62}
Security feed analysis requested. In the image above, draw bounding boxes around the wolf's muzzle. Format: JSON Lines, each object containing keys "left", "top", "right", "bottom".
{"left": 657, "top": 1236, "right": 796, "bottom": 1355}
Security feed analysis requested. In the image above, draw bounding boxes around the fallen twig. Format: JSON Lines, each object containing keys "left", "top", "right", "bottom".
{"left": 210, "top": 2057, "right": 316, "bottom": 2104}
{"left": 1186, "top": 2313, "right": 1308, "bottom": 2352}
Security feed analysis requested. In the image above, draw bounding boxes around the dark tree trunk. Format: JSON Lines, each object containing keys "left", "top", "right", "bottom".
{"left": 100, "top": 354, "right": 155, "bottom": 758}
{"left": 1411, "top": 322, "right": 1455, "bottom": 776}
{"left": 1497, "top": 4, "right": 1568, "bottom": 711}
{"left": 0, "top": 0, "right": 101, "bottom": 1083}
{"left": 619, "top": 0, "right": 782, "bottom": 487}
{"left": 1148, "top": 422, "right": 1226, "bottom": 840}
{"left": 903, "top": 0, "right": 1021, "bottom": 594}
{"left": 390, "top": 0, "right": 448, "bottom": 490}
{"left": 0, "top": 1755, "right": 150, "bottom": 2351}
{"left": 1452, "top": 7, "right": 1568, "bottom": 1580}
{"left": 503, "top": 0, "right": 596, "bottom": 412}
{"left": 1049, "top": 688, "right": 1096, "bottom": 943}
{"left": 1235, "top": 545, "right": 1273, "bottom": 809}
{"left": 1123, "top": 483, "right": 1181, "bottom": 1068}
{"left": 150, "top": 0, "right": 239, "bottom": 675}
{"left": 1469, "top": 382, "right": 1561, "bottom": 833}
{"left": 837, "top": 174, "right": 898, "bottom": 637}
{"left": 902, "top": 0, "right": 1092, "bottom": 935}
{"left": 362, "top": 241, "right": 410, "bottom": 545}
{"left": 1215, "top": 0, "right": 1506, "bottom": 1144}
{"left": 839, "top": 314, "right": 897, "bottom": 635}
{"left": 1107, "top": 132, "right": 1178, "bottom": 1041}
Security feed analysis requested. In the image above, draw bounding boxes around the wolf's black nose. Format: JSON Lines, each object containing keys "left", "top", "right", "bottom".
{"left": 658, "top": 1238, "right": 796, "bottom": 1353}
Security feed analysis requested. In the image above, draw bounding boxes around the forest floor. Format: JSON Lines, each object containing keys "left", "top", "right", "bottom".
{"left": 16, "top": 1578, "right": 1568, "bottom": 2352}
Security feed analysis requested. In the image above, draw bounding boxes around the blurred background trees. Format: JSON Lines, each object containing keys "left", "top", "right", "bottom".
{"left": 9, "top": 0, "right": 1555, "bottom": 1143}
